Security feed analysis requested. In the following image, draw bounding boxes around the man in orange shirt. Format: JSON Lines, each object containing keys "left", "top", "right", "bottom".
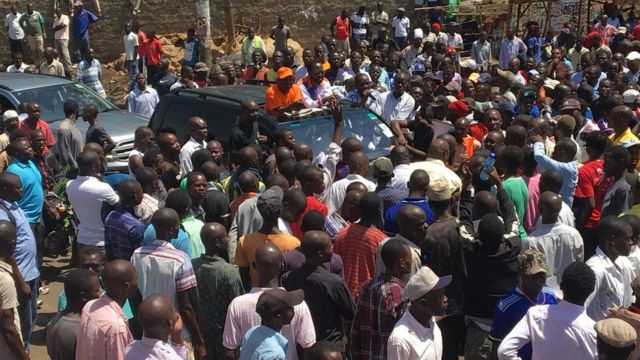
{"left": 265, "top": 67, "right": 304, "bottom": 119}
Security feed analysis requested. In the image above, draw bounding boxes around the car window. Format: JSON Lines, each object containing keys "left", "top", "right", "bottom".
{"left": 12, "top": 83, "right": 113, "bottom": 123}
{"left": 157, "top": 99, "right": 241, "bottom": 145}
{"left": 280, "top": 108, "right": 394, "bottom": 159}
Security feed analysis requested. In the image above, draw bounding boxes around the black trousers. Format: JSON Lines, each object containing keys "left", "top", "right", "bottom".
{"left": 439, "top": 314, "right": 467, "bottom": 360}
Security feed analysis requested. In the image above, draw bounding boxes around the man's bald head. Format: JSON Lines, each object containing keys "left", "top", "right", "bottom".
{"left": 610, "top": 105, "right": 635, "bottom": 133}
{"left": 254, "top": 243, "right": 283, "bottom": 282}
{"left": 341, "top": 189, "right": 365, "bottom": 222}
{"left": 391, "top": 145, "right": 411, "bottom": 166}
{"left": 348, "top": 151, "right": 370, "bottom": 176}
{"left": 301, "top": 230, "right": 332, "bottom": 258}
{"left": 102, "top": 260, "right": 137, "bottom": 299}
{"left": 151, "top": 208, "right": 181, "bottom": 241}
{"left": 397, "top": 205, "right": 426, "bottom": 240}
{"left": 473, "top": 191, "right": 498, "bottom": 218}
{"left": 237, "top": 170, "right": 259, "bottom": 193}
{"left": 0, "top": 220, "right": 16, "bottom": 258}
{"left": 407, "top": 169, "right": 430, "bottom": 194}
{"left": 137, "top": 293, "right": 176, "bottom": 340}
{"left": 539, "top": 191, "right": 562, "bottom": 224}
{"left": 237, "top": 146, "right": 259, "bottom": 168}
{"left": 427, "top": 138, "right": 450, "bottom": 163}
{"left": 117, "top": 179, "right": 143, "bottom": 207}
{"left": 200, "top": 222, "right": 228, "bottom": 256}
{"left": 293, "top": 143, "right": 313, "bottom": 161}
{"left": 346, "top": 181, "right": 368, "bottom": 194}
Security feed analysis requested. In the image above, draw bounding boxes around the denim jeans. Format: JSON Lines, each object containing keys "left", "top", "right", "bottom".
{"left": 76, "top": 31, "right": 90, "bottom": 61}
{"left": 395, "top": 36, "right": 407, "bottom": 49}
{"left": 17, "top": 277, "right": 39, "bottom": 350}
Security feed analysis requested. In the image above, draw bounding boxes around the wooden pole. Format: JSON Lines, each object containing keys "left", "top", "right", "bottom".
{"left": 223, "top": 0, "right": 235, "bottom": 55}
{"left": 577, "top": 0, "right": 583, "bottom": 36}
{"left": 515, "top": 3, "right": 521, "bottom": 36}
{"left": 543, "top": 0, "right": 553, "bottom": 35}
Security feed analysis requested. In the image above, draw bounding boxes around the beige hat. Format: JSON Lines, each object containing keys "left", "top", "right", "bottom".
{"left": 594, "top": 318, "right": 637, "bottom": 348}
{"left": 404, "top": 266, "right": 452, "bottom": 301}
{"left": 2, "top": 110, "right": 18, "bottom": 122}
{"left": 517, "top": 249, "right": 548, "bottom": 275}
{"left": 427, "top": 179, "right": 452, "bottom": 201}
{"left": 374, "top": 157, "right": 393, "bottom": 175}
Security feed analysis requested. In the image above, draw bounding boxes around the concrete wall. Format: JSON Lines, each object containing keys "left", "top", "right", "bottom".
{"left": 0, "top": 0, "right": 411, "bottom": 64}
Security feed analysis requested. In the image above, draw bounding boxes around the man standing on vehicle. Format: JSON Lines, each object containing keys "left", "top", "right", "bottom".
{"left": 264, "top": 67, "right": 304, "bottom": 118}
{"left": 230, "top": 99, "right": 266, "bottom": 158}
{"left": 72, "top": 1, "right": 98, "bottom": 61}
{"left": 179, "top": 117, "right": 208, "bottom": 175}
{"left": 127, "top": 73, "right": 159, "bottom": 119}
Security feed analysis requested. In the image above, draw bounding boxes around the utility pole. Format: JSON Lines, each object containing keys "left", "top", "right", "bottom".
{"left": 196, "top": 0, "right": 212, "bottom": 66}
{"left": 223, "top": 0, "right": 235, "bottom": 54}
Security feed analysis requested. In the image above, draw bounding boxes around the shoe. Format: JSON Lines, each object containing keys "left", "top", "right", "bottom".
{"left": 39, "top": 287, "right": 50, "bottom": 295}
{"left": 37, "top": 299, "right": 43, "bottom": 308}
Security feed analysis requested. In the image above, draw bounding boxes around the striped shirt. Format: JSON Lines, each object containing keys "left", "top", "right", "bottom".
{"left": 351, "top": 275, "right": 407, "bottom": 359}
{"left": 104, "top": 207, "right": 145, "bottom": 261}
{"left": 130, "top": 240, "right": 197, "bottom": 305}
{"left": 77, "top": 58, "right": 106, "bottom": 97}
{"left": 334, "top": 223, "right": 387, "bottom": 298}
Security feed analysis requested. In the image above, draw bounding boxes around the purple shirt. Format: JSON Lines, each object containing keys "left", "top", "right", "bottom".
{"left": 283, "top": 248, "right": 344, "bottom": 278}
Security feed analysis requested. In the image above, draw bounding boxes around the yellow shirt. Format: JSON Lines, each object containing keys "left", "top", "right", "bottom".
{"left": 235, "top": 232, "right": 300, "bottom": 286}
{"left": 610, "top": 128, "right": 640, "bottom": 147}
{"left": 622, "top": 204, "right": 640, "bottom": 218}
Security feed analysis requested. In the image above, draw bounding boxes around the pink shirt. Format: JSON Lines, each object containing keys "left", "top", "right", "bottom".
{"left": 76, "top": 295, "right": 133, "bottom": 360}
{"left": 523, "top": 173, "right": 541, "bottom": 233}
{"left": 222, "top": 287, "right": 316, "bottom": 360}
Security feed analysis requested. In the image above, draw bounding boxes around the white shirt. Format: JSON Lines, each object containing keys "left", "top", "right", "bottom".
{"left": 6, "top": 63, "right": 28, "bottom": 73}
{"left": 497, "top": 300, "right": 597, "bottom": 360}
{"left": 350, "top": 13, "right": 369, "bottom": 35}
{"left": 53, "top": 14, "right": 69, "bottom": 40}
{"left": 123, "top": 31, "right": 139, "bottom": 61}
{"left": 128, "top": 148, "right": 143, "bottom": 178}
{"left": 390, "top": 163, "right": 411, "bottom": 192}
{"left": 179, "top": 137, "right": 205, "bottom": 175}
{"left": 387, "top": 311, "right": 442, "bottom": 360}
{"left": 585, "top": 247, "right": 634, "bottom": 321}
{"left": 392, "top": 16, "right": 410, "bottom": 37}
{"left": 294, "top": 66, "right": 308, "bottom": 82}
{"left": 523, "top": 221, "right": 584, "bottom": 298}
{"left": 409, "top": 158, "right": 462, "bottom": 194}
{"left": 127, "top": 86, "right": 159, "bottom": 118}
{"left": 169, "top": 80, "right": 199, "bottom": 91}
{"left": 135, "top": 193, "right": 160, "bottom": 224}
{"left": 298, "top": 78, "right": 333, "bottom": 108}
{"left": 371, "top": 91, "right": 415, "bottom": 124}
{"left": 627, "top": 245, "right": 640, "bottom": 278}
{"left": 327, "top": 173, "right": 377, "bottom": 213}
{"left": 66, "top": 176, "right": 120, "bottom": 246}
{"left": 125, "top": 336, "right": 187, "bottom": 360}
{"left": 5, "top": 12, "right": 24, "bottom": 40}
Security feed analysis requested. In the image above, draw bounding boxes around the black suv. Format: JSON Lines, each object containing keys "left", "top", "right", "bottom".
{"left": 148, "top": 85, "right": 395, "bottom": 161}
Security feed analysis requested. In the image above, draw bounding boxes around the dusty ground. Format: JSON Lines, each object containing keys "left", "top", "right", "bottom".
{"left": 29, "top": 255, "right": 70, "bottom": 359}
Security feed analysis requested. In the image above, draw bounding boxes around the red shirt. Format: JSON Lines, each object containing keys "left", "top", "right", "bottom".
{"left": 289, "top": 196, "right": 329, "bottom": 239}
{"left": 334, "top": 223, "right": 387, "bottom": 298}
{"left": 468, "top": 123, "right": 488, "bottom": 143}
{"left": 585, "top": 175, "right": 615, "bottom": 230}
{"left": 634, "top": 24, "right": 640, "bottom": 41}
{"left": 146, "top": 38, "right": 163, "bottom": 66}
{"left": 19, "top": 118, "right": 56, "bottom": 147}
{"left": 575, "top": 159, "right": 604, "bottom": 199}
{"left": 584, "top": 30, "right": 603, "bottom": 47}
{"left": 335, "top": 16, "right": 350, "bottom": 40}
{"left": 137, "top": 31, "right": 148, "bottom": 56}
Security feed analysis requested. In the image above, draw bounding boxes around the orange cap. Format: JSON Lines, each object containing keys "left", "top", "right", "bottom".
{"left": 277, "top": 67, "right": 294, "bottom": 79}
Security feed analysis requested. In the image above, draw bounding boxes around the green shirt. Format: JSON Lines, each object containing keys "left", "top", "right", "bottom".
{"left": 503, "top": 177, "right": 529, "bottom": 241}
{"left": 182, "top": 215, "right": 206, "bottom": 258}
{"left": 192, "top": 254, "right": 244, "bottom": 345}
{"left": 19, "top": 11, "right": 44, "bottom": 36}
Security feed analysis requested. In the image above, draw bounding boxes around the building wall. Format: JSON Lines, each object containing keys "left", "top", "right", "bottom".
{"left": 0, "top": 0, "right": 411, "bottom": 63}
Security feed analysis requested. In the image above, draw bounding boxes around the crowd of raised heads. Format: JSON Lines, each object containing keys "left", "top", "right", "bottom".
{"left": 6, "top": 1, "right": 640, "bottom": 360}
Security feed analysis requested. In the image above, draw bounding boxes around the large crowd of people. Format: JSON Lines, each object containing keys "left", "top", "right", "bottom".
{"left": 4, "top": 0, "right": 640, "bottom": 360}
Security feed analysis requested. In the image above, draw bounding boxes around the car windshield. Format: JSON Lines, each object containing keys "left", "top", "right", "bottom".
{"left": 12, "top": 83, "right": 114, "bottom": 123}
{"left": 279, "top": 107, "right": 394, "bottom": 159}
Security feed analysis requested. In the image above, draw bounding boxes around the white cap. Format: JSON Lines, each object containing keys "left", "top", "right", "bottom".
{"left": 2, "top": 110, "right": 18, "bottom": 122}
{"left": 403, "top": 266, "right": 452, "bottom": 301}
{"left": 461, "top": 59, "right": 477, "bottom": 70}
{"left": 413, "top": 28, "right": 424, "bottom": 39}
{"left": 623, "top": 89, "right": 640, "bottom": 104}
{"left": 619, "top": 26, "right": 628, "bottom": 34}
{"left": 627, "top": 51, "right": 640, "bottom": 61}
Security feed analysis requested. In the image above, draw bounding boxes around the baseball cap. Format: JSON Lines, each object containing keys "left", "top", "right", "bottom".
{"left": 257, "top": 186, "right": 283, "bottom": 218}
{"left": 404, "top": 266, "right": 452, "bottom": 301}
{"left": 194, "top": 62, "right": 209, "bottom": 73}
{"left": 431, "top": 95, "right": 448, "bottom": 108}
{"left": 619, "top": 26, "right": 628, "bottom": 34}
{"left": 517, "top": 249, "right": 548, "bottom": 275}
{"left": 479, "top": 72, "right": 492, "bottom": 84}
{"left": 623, "top": 89, "right": 640, "bottom": 104}
{"left": 432, "top": 23, "right": 441, "bottom": 31}
{"left": 594, "top": 318, "right": 637, "bottom": 348}
{"left": 627, "top": 51, "right": 640, "bottom": 61}
{"left": 413, "top": 28, "right": 424, "bottom": 39}
{"left": 74, "top": 0, "right": 83, "bottom": 6}
{"left": 460, "top": 59, "right": 477, "bottom": 71}
{"left": 2, "top": 110, "right": 18, "bottom": 122}
{"left": 373, "top": 157, "right": 393, "bottom": 175}
{"left": 447, "top": 100, "right": 469, "bottom": 117}
{"left": 277, "top": 67, "right": 294, "bottom": 80}
{"left": 256, "top": 288, "right": 305, "bottom": 317}
{"left": 412, "top": 62, "right": 426, "bottom": 74}
{"left": 398, "top": 7, "right": 405, "bottom": 12}
{"left": 560, "top": 98, "right": 581, "bottom": 111}
{"left": 427, "top": 180, "right": 451, "bottom": 201}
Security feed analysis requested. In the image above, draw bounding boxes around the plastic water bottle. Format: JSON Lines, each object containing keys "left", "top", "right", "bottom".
{"left": 480, "top": 152, "right": 496, "bottom": 181}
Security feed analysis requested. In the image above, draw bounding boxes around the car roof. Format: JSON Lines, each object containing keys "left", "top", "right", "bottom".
{"left": 174, "top": 85, "right": 267, "bottom": 106}
{"left": 0, "top": 73, "right": 73, "bottom": 92}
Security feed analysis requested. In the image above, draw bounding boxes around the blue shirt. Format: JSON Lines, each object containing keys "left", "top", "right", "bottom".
{"left": 0, "top": 199, "right": 39, "bottom": 281}
{"left": 383, "top": 197, "right": 436, "bottom": 235}
{"left": 104, "top": 207, "right": 146, "bottom": 261}
{"left": 72, "top": 9, "right": 97, "bottom": 39}
{"left": 240, "top": 325, "right": 288, "bottom": 360}
{"left": 533, "top": 142, "right": 578, "bottom": 206}
{"left": 183, "top": 39, "right": 199, "bottom": 67}
{"left": 143, "top": 224, "right": 193, "bottom": 258}
{"left": 527, "top": 37, "right": 542, "bottom": 63}
{"left": 7, "top": 160, "right": 44, "bottom": 223}
{"left": 490, "top": 287, "right": 558, "bottom": 359}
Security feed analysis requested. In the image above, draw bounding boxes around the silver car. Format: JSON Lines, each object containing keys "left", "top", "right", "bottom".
{"left": 0, "top": 73, "right": 148, "bottom": 172}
